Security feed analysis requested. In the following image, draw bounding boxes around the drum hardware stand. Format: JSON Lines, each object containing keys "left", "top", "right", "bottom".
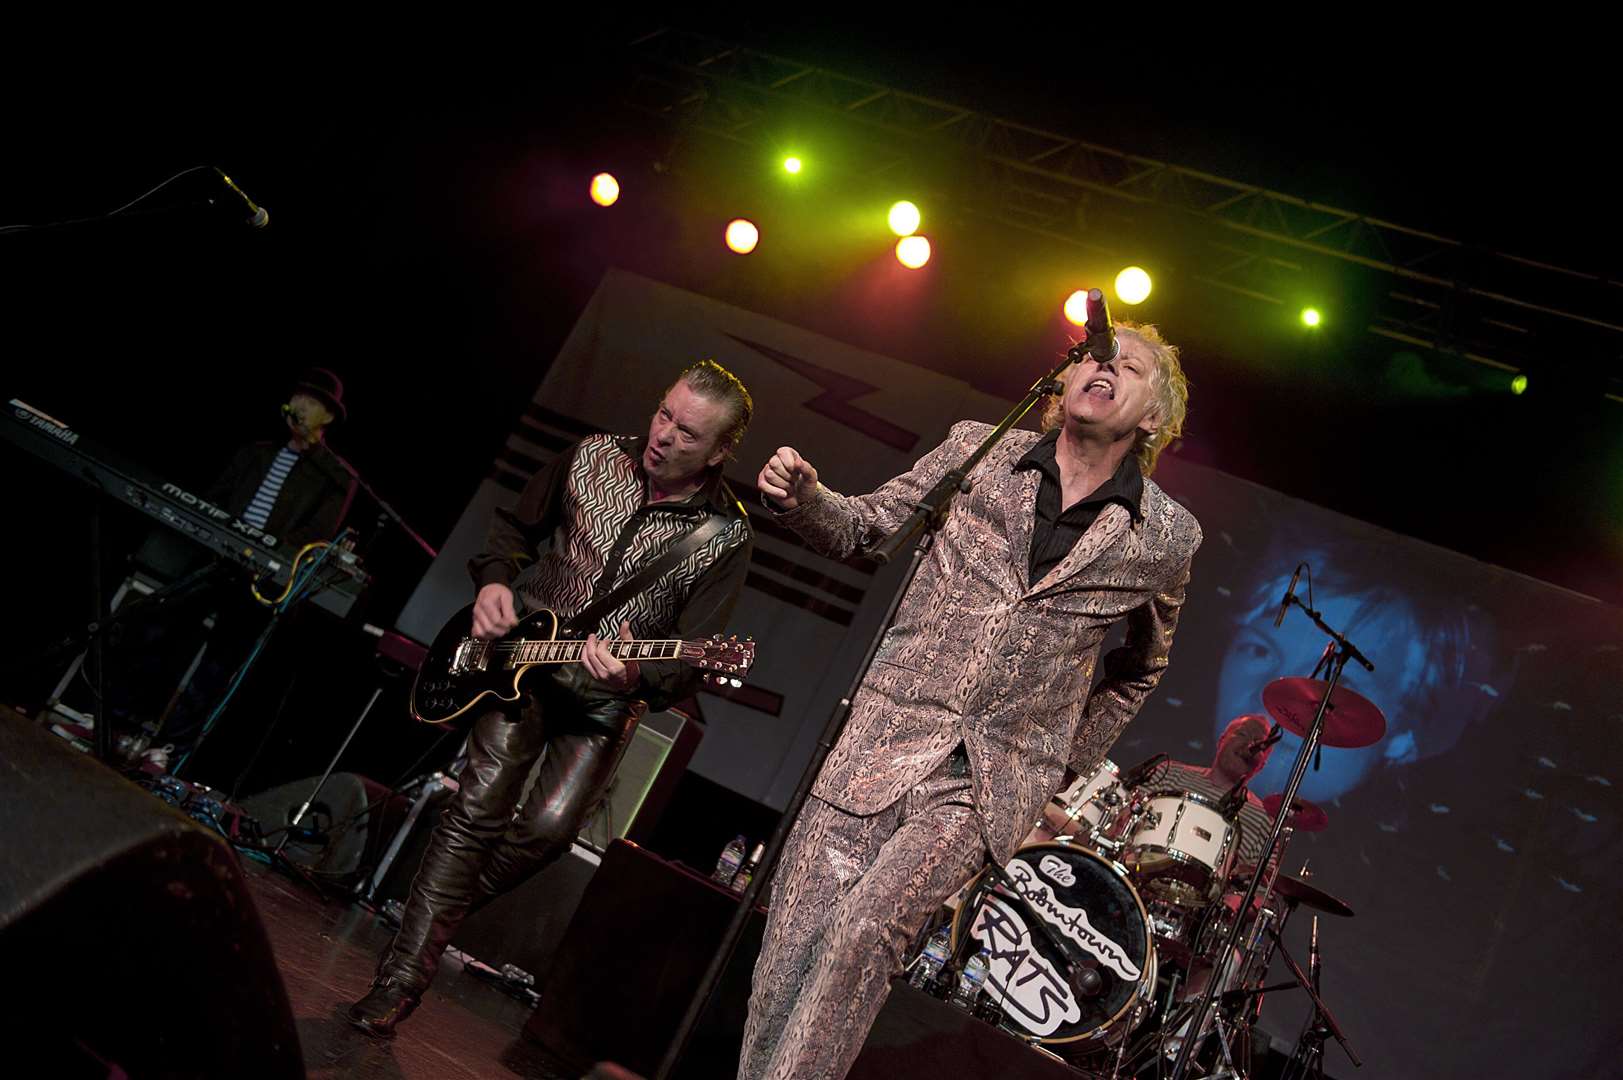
{"left": 1207, "top": 1006, "right": 1246, "bottom": 1080}
{"left": 653, "top": 306, "right": 1120, "bottom": 1080}
{"left": 1169, "top": 583, "right": 1373, "bottom": 1080}
{"left": 1269, "top": 919, "right": 1359, "bottom": 1079}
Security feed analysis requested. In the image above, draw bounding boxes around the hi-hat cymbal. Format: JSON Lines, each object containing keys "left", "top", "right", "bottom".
{"left": 1262, "top": 677, "right": 1386, "bottom": 749}
{"left": 1269, "top": 872, "right": 1355, "bottom": 917}
{"left": 1262, "top": 792, "right": 1329, "bottom": 832}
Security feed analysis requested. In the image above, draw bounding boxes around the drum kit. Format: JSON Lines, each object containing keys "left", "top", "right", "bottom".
{"left": 937, "top": 675, "right": 1385, "bottom": 1078}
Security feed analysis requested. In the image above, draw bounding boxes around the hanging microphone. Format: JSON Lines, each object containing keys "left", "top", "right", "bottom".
{"left": 1273, "top": 562, "right": 1303, "bottom": 628}
{"left": 211, "top": 167, "right": 270, "bottom": 228}
{"left": 1253, "top": 724, "right": 1285, "bottom": 753}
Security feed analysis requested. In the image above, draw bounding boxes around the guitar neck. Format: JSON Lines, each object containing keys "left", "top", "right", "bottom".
{"left": 502, "top": 638, "right": 686, "bottom": 664}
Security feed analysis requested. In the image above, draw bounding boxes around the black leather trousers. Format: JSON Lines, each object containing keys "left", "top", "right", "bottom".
{"left": 378, "top": 666, "right": 640, "bottom": 992}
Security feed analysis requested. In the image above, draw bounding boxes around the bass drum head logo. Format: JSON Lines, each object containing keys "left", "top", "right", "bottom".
{"left": 963, "top": 844, "right": 1151, "bottom": 1043}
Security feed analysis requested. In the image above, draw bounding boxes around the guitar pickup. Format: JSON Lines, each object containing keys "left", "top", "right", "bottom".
{"left": 450, "top": 639, "right": 490, "bottom": 676}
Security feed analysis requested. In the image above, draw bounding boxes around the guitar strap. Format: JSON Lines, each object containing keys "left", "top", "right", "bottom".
{"left": 560, "top": 512, "right": 730, "bottom": 636}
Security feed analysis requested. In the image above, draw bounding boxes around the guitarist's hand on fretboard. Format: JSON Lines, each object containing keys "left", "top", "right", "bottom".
{"left": 582, "top": 619, "right": 641, "bottom": 693}
{"left": 472, "top": 583, "right": 520, "bottom": 640}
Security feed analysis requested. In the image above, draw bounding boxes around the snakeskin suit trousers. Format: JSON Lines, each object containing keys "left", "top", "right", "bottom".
{"left": 740, "top": 752, "right": 988, "bottom": 1080}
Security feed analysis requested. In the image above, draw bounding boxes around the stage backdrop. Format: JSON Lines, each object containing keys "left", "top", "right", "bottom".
{"left": 399, "top": 269, "right": 1622, "bottom": 1079}
{"left": 397, "top": 268, "right": 1009, "bottom": 812}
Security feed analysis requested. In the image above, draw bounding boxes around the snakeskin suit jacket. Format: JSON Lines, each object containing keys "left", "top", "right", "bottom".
{"left": 777, "top": 420, "right": 1202, "bottom": 861}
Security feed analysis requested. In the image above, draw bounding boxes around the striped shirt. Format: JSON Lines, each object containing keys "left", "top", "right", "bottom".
{"left": 241, "top": 446, "right": 301, "bottom": 530}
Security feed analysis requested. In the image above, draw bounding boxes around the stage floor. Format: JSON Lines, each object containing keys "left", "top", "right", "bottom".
{"left": 242, "top": 858, "right": 581, "bottom": 1080}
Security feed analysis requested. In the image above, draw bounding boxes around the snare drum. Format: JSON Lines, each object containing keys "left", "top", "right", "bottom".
{"left": 1121, "top": 789, "right": 1237, "bottom": 906}
{"left": 1026, "top": 759, "right": 1128, "bottom": 847}
{"left": 950, "top": 843, "right": 1158, "bottom": 1052}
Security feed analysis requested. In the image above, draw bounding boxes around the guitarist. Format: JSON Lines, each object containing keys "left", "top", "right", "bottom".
{"left": 349, "top": 360, "right": 755, "bottom": 1037}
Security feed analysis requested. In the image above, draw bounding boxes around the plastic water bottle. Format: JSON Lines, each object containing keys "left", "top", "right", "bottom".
{"left": 712, "top": 834, "right": 748, "bottom": 885}
{"left": 730, "top": 843, "right": 765, "bottom": 893}
{"left": 908, "top": 927, "right": 953, "bottom": 991}
{"left": 949, "top": 949, "right": 991, "bottom": 1010}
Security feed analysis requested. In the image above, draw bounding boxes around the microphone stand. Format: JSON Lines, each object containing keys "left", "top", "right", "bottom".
{"left": 1168, "top": 588, "right": 1372, "bottom": 1080}
{"left": 651, "top": 331, "right": 1113, "bottom": 1080}
{"left": 324, "top": 445, "right": 439, "bottom": 560}
{"left": 1271, "top": 924, "right": 1359, "bottom": 1077}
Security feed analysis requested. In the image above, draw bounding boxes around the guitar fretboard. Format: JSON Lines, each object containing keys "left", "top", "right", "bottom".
{"left": 493, "top": 639, "right": 685, "bottom": 664}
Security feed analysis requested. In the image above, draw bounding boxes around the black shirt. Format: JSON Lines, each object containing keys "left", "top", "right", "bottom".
{"left": 1013, "top": 430, "right": 1144, "bottom": 585}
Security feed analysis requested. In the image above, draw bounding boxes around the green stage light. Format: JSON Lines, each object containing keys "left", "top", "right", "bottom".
{"left": 784, "top": 156, "right": 803, "bottom": 175}
{"left": 1301, "top": 308, "right": 1323, "bottom": 328}
{"left": 1511, "top": 373, "right": 1529, "bottom": 395}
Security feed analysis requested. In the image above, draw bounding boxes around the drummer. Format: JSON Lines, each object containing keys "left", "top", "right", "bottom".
{"left": 1134, "top": 712, "right": 1279, "bottom": 877}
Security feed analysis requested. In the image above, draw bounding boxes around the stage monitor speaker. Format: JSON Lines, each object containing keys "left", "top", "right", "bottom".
{"left": 0, "top": 707, "right": 303, "bottom": 1078}
{"left": 579, "top": 706, "right": 701, "bottom": 850}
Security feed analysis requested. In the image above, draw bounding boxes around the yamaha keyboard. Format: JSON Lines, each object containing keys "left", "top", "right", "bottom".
{"left": 5, "top": 398, "right": 369, "bottom": 617}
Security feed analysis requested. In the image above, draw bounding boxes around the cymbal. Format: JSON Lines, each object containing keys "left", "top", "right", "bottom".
{"left": 1261, "top": 792, "right": 1329, "bottom": 833}
{"left": 1270, "top": 873, "right": 1355, "bottom": 917}
{"left": 1262, "top": 677, "right": 1386, "bottom": 749}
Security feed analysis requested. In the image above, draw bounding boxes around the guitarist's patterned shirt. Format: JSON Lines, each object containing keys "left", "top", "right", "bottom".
{"left": 469, "top": 434, "right": 753, "bottom": 710}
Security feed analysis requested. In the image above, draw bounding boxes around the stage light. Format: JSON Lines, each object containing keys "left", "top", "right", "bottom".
{"left": 783, "top": 156, "right": 803, "bottom": 174}
{"left": 888, "top": 200, "right": 921, "bottom": 237}
{"left": 895, "top": 235, "right": 931, "bottom": 269}
{"left": 1064, "top": 290, "right": 1090, "bottom": 326}
{"left": 1511, "top": 373, "right": 1529, "bottom": 395}
{"left": 1115, "top": 266, "right": 1152, "bottom": 305}
{"left": 589, "top": 173, "right": 619, "bottom": 207}
{"left": 1301, "top": 307, "right": 1323, "bottom": 328}
{"left": 725, "top": 218, "right": 760, "bottom": 254}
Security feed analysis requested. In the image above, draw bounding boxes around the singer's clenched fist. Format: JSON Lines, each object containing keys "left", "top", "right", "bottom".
{"left": 758, "top": 446, "right": 820, "bottom": 510}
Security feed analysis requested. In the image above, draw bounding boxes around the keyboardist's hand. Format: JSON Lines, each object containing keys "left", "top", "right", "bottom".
{"left": 472, "top": 583, "right": 519, "bottom": 640}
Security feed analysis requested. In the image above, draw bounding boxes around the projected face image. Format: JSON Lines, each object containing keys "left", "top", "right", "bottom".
{"left": 1214, "top": 579, "right": 1431, "bottom": 804}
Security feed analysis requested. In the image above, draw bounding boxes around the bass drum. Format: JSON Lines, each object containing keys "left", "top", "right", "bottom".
{"left": 950, "top": 843, "right": 1158, "bottom": 1053}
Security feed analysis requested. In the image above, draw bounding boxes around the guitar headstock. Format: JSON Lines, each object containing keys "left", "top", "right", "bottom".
{"left": 681, "top": 634, "right": 756, "bottom": 684}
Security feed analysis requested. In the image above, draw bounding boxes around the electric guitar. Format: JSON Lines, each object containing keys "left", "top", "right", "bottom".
{"left": 410, "top": 604, "right": 757, "bottom": 724}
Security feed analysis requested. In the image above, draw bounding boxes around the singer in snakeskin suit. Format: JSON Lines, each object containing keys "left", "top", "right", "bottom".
{"left": 743, "top": 323, "right": 1201, "bottom": 1080}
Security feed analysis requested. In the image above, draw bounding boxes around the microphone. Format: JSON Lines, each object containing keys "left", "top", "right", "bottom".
{"left": 1065, "top": 288, "right": 1119, "bottom": 365}
{"left": 1070, "top": 962, "right": 1104, "bottom": 997}
{"left": 1251, "top": 725, "right": 1285, "bottom": 754}
{"left": 212, "top": 167, "right": 269, "bottom": 228}
{"left": 1273, "top": 562, "right": 1303, "bottom": 628}
{"left": 1083, "top": 288, "right": 1118, "bottom": 363}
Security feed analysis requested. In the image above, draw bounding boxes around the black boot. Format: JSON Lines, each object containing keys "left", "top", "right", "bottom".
{"left": 346, "top": 976, "right": 421, "bottom": 1039}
